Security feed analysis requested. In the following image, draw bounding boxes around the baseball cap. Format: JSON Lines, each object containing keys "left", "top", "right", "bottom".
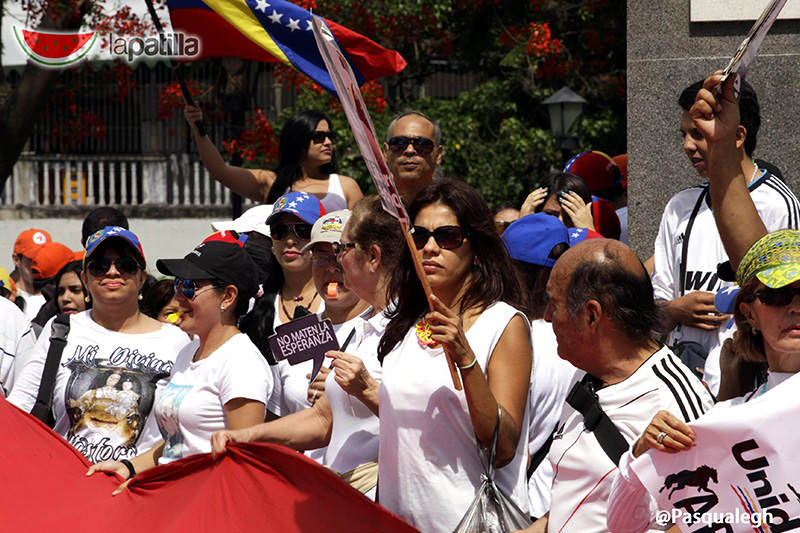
{"left": 84, "top": 226, "right": 145, "bottom": 266}
{"left": 564, "top": 151, "right": 622, "bottom": 193}
{"left": 203, "top": 230, "right": 248, "bottom": 248}
{"left": 300, "top": 210, "right": 352, "bottom": 253}
{"left": 0, "top": 267, "right": 15, "bottom": 295}
{"left": 591, "top": 199, "right": 621, "bottom": 240}
{"left": 212, "top": 204, "right": 273, "bottom": 237}
{"left": 567, "top": 227, "right": 603, "bottom": 246}
{"left": 14, "top": 229, "right": 52, "bottom": 258}
{"left": 31, "top": 242, "right": 75, "bottom": 280}
{"left": 266, "top": 192, "right": 326, "bottom": 225}
{"left": 736, "top": 229, "right": 800, "bottom": 288}
{"left": 502, "top": 213, "right": 569, "bottom": 267}
{"left": 714, "top": 286, "right": 740, "bottom": 314}
{"left": 156, "top": 241, "right": 259, "bottom": 300}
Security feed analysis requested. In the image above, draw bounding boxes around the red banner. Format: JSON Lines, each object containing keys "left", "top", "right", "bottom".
{"left": 0, "top": 397, "right": 417, "bottom": 532}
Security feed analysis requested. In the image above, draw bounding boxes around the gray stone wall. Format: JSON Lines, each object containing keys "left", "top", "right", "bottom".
{"left": 628, "top": 0, "right": 800, "bottom": 259}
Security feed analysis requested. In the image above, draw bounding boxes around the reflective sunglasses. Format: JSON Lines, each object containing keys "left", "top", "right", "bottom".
{"left": 86, "top": 256, "right": 140, "bottom": 276}
{"left": 386, "top": 136, "right": 435, "bottom": 156}
{"left": 310, "top": 130, "right": 335, "bottom": 144}
{"left": 174, "top": 278, "right": 220, "bottom": 300}
{"left": 755, "top": 286, "right": 800, "bottom": 307}
{"left": 495, "top": 220, "right": 513, "bottom": 234}
{"left": 410, "top": 225, "right": 467, "bottom": 250}
{"left": 270, "top": 223, "right": 313, "bottom": 241}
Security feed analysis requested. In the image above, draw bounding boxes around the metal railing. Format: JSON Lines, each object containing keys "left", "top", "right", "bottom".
{"left": 2, "top": 154, "right": 255, "bottom": 209}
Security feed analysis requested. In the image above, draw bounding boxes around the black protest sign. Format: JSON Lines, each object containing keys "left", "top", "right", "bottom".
{"left": 268, "top": 314, "right": 339, "bottom": 383}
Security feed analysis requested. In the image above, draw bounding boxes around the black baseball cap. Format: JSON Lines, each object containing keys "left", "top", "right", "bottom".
{"left": 156, "top": 241, "right": 259, "bottom": 300}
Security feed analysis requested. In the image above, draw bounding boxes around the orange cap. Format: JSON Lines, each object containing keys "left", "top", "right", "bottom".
{"left": 31, "top": 242, "right": 75, "bottom": 280}
{"left": 73, "top": 249, "right": 85, "bottom": 262}
{"left": 612, "top": 154, "right": 628, "bottom": 189}
{"left": 14, "top": 229, "right": 52, "bottom": 258}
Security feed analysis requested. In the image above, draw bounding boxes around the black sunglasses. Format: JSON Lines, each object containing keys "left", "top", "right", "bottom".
{"left": 87, "top": 256, "right": 140, "bottom": 276}
{"left": 755, "top": 287, "right": 800, "bottom": 307}
{"left": 387, "top": 136, "right": 435, "bottom": 156}
{"left": 410, "top": 225, "right": 467, "bottom": 250}
{"left": 270, "top": 222, "right": 313, "bottom": 241}
{"left": 310, "top": 131, "right": 335, "bottom": 144}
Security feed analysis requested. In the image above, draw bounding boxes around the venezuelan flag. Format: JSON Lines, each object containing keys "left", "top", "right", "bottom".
{"left": 167, "top": 0, "right": 407, "bottom": 92}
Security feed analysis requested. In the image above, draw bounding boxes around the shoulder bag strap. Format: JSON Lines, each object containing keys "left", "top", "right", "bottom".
{"left": 565, "top": 374, "right": 628, "bottom": 466}
{"left": 679, "top": 188, "right": 709, "bottom": 297}
{"left": 527, "top": 431, "right": 555, "bottom": 480}
{"left": 30, "top": 313, "right": 71, "bottom": 425}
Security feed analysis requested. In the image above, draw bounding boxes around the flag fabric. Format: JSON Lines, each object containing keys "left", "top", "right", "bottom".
{"left": 0, "top": 396, "right": 418, "bottom": 532}
{"left": 166, "top": 0, "right": 407, "bottom": 92}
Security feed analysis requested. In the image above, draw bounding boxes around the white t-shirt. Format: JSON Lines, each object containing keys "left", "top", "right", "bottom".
{"left": 8, "top": 310, "right": 190, "bottom": 463}
{"left": 652, "top": 173, "right": 799, "bottom": 357}
{"left": 527, "top": 319, "right": 577, "bottom": 518}
{"left": 547, "top": 346, "right": 714, "bottom": 533}
{"left": 379, "top": 302, "right": 531, "bottom": 532}
{"left": 0, "top": 297, "right": 36, "bottom": 396}
{"left": 18, "top": 290, "right": 46, "bottom": 323}
{"left": 154, "top": 333, "right": 273, "bottom": 464}
{"left": 324, "top": 308, "right": 386, "bottom": 475}
{"left": 606, "top": 371, "right": 792, "bottom": 533}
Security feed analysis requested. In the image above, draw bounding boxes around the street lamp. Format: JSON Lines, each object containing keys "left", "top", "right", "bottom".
{"left": 542, "top": 87, "right": 587, "bottom": 164}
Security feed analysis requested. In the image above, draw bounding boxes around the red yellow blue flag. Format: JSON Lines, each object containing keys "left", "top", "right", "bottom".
{"left": 166, "top": 0, "right": 407, "bottom": 92}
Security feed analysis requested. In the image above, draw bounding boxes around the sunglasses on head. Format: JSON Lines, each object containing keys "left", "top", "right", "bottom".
{"left": 386, "top": 136, "right": 435, "bottom": 156}
{"left": 173, "top": 278, "right": 220, "bottom": 300}
{"left": 270, "top": 222, "right": 312, "bottom": 241}
{"left": 410, "top": 225, "right": 467, "bottom": 250}
{"left": 310, "top": 130, "right": 335, "bottom": 144}
{"left": 755, "top": 286, "right": 800, "bottom": 307}
{"left": 86, "top": 256, "right": 140, "bottom": 277}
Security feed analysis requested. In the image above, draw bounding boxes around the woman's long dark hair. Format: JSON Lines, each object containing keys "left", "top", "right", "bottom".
{"left": 32, "top": 260, "right": 89, "bottom": 327}
{"left": 378, "top": 179, "right": 523, "bottom": 362}
{"left": 265, "top": 110, "right": 338, "bottom": 204}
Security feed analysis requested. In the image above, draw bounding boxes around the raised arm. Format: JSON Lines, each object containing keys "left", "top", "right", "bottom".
{"left": 691, "top": 72, "right": 767, "bottom": 269}
{"left": 184, "top": 105, "right": 276, "bottom": 203}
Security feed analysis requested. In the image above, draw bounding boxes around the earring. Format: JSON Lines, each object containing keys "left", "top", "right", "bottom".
{"left": 220, "top": 306, "right": 226, "bottom": 311}
{"left": 138, "top": 293, "right": 143, "bottom": 301}
{"left": 84, "top": 295, "right": 91, "bottom": 303}
{"left": 752, "top": 326, "right": 759, "bottom": 335}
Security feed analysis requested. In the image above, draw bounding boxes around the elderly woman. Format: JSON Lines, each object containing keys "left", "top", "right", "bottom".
{"left": 86, "top": 239, "right": 274, "bottom": 492}
{"left": 8, "top": 227, "right": 191, "bottom": 462}
{"left": 211, "top": 195, "right": 404, "bottom": 500}
{"left": 377, "top": 179, "right": 532, "bottom": 531}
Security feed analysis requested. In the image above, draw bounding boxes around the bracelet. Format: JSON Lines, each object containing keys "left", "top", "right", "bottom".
{"left": 120, "top": 458, "right": 136, "bottom": 478}
{"left": 457, "top": 355, "right": 478, "bottom": 370}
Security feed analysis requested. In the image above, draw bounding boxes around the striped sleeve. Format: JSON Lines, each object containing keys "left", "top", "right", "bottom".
{"left": 651, "top": 354, "right": 712, "bottom": 423}
{"left": 762, "top": 175, "right": 800, "bottom": 231}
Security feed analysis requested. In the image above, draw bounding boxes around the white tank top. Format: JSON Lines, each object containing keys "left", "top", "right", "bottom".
{"left": 378, "top": 301, "right": 531, "bottom": 532}
{"left": 284, "top": 174, "right": 347, "bottom": 213}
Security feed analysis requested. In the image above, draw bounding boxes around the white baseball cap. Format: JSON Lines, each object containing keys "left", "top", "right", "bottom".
{"left": 300, "top": 209, "right": 352, "bottom": 253}
{"left": 211, "top": 204, "right": 273, "bottom": 237}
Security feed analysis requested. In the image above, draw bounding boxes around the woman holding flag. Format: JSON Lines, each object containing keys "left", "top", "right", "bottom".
{"left": 376, "top": 179, "right": 532, "bottom": 532}
{"left": 184, "top": 106, "right": 363, "bottom": 211}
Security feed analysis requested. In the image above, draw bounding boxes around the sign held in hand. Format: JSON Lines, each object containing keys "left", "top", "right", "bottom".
{"left": 268, "top": 314, "right": 339, "bottom": 383}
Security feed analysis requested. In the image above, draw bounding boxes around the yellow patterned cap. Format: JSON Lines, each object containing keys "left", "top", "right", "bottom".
{"left": 736, "top": 230, "right": 800, "bottom": 288}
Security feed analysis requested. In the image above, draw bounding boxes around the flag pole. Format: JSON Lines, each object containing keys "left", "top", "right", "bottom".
{"left": 143, "top": 0, "right": 206, "bottom": 137}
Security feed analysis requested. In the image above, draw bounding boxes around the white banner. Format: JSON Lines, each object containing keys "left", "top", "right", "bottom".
{"left": 631, "top": 372, "right": 800, "bottom": 532}
{"left": 309, "top": 15, "right": 408, "bottom": 224}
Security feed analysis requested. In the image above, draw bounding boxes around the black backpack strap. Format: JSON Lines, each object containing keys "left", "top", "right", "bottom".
{"left": 679, "top": 188, "right": 708, "bottom": 297}
{"left": 30, "top": 314, "right": 70, "bottom": 426}
{"left": 527, "top": 431, "right": 554, "bottom": 480}
{"left": 565, "top": 374, "right": 628, "bottom": 466}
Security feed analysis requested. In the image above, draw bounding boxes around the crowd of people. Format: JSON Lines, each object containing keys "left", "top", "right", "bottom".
{"left": 1, "top": 69, "right": 797, "bottom": 532}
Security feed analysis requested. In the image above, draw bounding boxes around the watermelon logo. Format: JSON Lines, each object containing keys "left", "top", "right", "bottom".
{"left": 13, "top": 26, "right": 97, "bottom": 67}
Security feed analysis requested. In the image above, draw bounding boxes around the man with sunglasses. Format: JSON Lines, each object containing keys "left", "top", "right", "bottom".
{"left": 383, "top": 111, "right": 443, "bottom": 203}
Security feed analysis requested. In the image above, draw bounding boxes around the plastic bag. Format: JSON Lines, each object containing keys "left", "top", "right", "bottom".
{"left": 453, "top": 408, "right": 532, "bottom": 533}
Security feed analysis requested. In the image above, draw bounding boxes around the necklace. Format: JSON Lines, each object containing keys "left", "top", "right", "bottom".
{"left": 281, "top": 290, "right": 318, "bottom": 320}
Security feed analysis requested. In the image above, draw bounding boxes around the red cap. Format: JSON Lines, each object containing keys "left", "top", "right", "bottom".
{"left": 31, "top": 242, "right": 75, "bottom": 280}
{"left": 14, "top": 229, "right": 52, "bottom": 258}
{"left": 591, "top": 199, "right": 621, "bottom": 240}
{"left": 612, "top": 154, "right": 627, "bottom": 189}
{"left": 564, "top": 151, "right": 622, "bottom": 193}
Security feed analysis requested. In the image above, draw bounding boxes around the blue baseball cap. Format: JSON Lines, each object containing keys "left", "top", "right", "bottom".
{"left": 567, "top": 227, "right": 603, "bottom": 246}
{"left": 84, "top": 226, "right": 145, "bottom": 266}
{"left": 502, "top": 213, "right": 569, "bottom": 267}
{"left": 715, "top": 286, "right": 740, "bottom": 314}
{"left": 266, "top": 192, "right": 326, "bottom": 225}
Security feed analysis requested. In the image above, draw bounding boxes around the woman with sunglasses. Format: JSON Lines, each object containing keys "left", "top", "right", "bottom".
{"left": 184, "top": 107, "right": 363, "bottom": 211}
{"left": 376, "top": 179, "right": 532, "bottom": 532}
{"left": 8, "top": 227, "right": 190, "bottom": 464}
{"left": 211, "top": 195, "right": 404, "bottom": 500}
{"left": 86, "top": 239, "right": 274, "bottom": 492}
